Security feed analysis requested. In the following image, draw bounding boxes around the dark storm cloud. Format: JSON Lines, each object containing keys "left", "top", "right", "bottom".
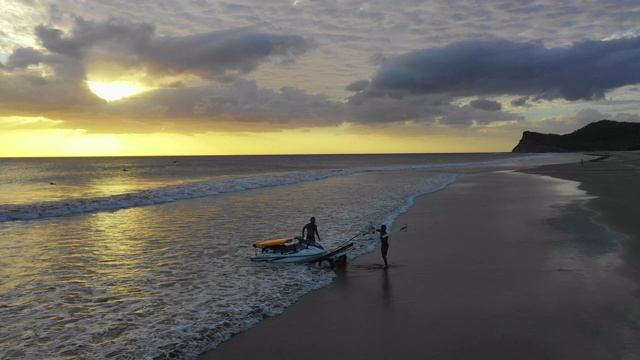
{"left": 34, "top": 19, "right": 155, "bottom": 58}
{"left": 511, "top": 96, "right": 530, "bottom": 107}
{"left": 469, "top": 99, "right": 502, "bottom": 111}
{"left": 367, "top": 37, "right": 640, "bottom": 101}
{"left": 6, "top": 47, "right": 47, "bottom": 68}
{"left": 16, "top": 17, "right": 312, "bottom": 80}
{"left": 344, "top": 92, "right": 521, "bottom": 126}
{"left": 143, "top": 29, "right": 310, "bottom": 78}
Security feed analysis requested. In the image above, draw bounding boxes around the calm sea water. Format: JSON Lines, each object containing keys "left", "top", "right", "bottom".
{"left": 0, "top": 153, "right": 587, "bottom": 359}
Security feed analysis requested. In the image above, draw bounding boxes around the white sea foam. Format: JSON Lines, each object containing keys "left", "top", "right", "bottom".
{"left": 0, "top": 170, "right": 354, "bottom": 222}
{"left": 0, "top": 154, "right": 549, "bottom": 223}
{"left": 0, "top": 169, "right": 458, "bottom": 359}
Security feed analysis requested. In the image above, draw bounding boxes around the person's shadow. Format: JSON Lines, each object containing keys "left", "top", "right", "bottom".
{"left": 382, "top": 268, "right": 392, "bottom": 309}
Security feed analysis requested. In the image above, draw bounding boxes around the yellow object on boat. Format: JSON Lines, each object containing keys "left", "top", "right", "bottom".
{"left": 253, "top": 238, "right": 294, "bottom": 248}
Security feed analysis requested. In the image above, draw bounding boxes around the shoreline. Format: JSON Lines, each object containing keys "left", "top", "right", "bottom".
{"left": 520, "top": 151, "right": 640, "bottom": 292}
{"left": 199, "top": 152, "right": 640, "bottom": 360}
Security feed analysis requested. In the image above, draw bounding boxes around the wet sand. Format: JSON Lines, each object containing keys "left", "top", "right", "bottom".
{"left": 199, "top": 152, "right": 640, "bottom": 360}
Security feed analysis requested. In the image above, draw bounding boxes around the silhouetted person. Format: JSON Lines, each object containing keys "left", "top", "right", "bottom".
{"left": 302, "top": 217, "right": 321, "bottom": 243}
{"left": 377, "top": 225, "right": 389, "bottom": 269}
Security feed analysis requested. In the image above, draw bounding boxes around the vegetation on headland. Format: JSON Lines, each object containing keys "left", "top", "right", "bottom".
{"left": 512, "top": 120, "right": 640, "bottom": 153}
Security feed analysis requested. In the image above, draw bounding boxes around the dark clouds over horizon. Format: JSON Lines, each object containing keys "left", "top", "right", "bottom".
{"left": 7, "top": 17, "right": 311, "bottom": 81}
{"left": 358, "top": 37, "right": 640, "bottom": 102}
{"left": 343, "top": 36, "right": 640, "bottom": 126}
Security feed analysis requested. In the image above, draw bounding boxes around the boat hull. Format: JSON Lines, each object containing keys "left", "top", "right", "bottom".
{"left": 250, "top": 238, "right": 327, "bottom": 263}
{"left": 250, "top": 251, "right": 327, "bottom": 263}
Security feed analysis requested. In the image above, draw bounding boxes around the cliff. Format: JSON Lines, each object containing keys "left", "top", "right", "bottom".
{"left": 512, "top": 120, "right": 640, "bottom": 153}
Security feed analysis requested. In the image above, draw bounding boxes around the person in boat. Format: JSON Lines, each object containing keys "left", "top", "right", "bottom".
{"left": 302, "top": 217, "right": 321, "bottom": 244}
{"left": 377, "top": 224, "right": 389, "bottom": 269}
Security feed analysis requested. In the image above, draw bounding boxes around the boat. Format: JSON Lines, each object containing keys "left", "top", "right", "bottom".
{"left": 251, "top": 237, "right": 328, "bottom": 263}
{"left": 250, "top": 224, "right": 407, "bottom": 267}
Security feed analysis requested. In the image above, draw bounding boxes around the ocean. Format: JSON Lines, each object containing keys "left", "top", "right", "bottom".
{"left": 0, "top": 153, "right": 587, "bottom": 359}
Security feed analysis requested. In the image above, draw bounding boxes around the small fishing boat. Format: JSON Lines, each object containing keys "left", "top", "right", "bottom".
{"left": 250, "top": 236, "right": 355, "bottom": 267}
{"left": 251, "top": 237, "right": 328, "bottom": 263}
{"left": 249, "top": 224, "right": 406, "bottom": 267}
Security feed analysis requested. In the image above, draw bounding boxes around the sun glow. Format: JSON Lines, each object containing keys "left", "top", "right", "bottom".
{"left": 87, "top": 81, "right": 149, "bottom": 101}
{"left": 58, "top": 132, "right": 125, "bottom": 156}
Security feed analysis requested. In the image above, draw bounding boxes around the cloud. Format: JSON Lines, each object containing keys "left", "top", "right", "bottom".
{"left": 36, "top": 79, "right": 346, "bottom": 133}
{"left": 511, "top": 96, "right": 530, "bottom": 107}
{"left": 2, "top": 6, "right": 639, "bottom": 136}
{"left": 574, "top": 108, "right": 640, "bottom": 128}
{"left": 344, "top": 92, "right": 522, "bottom": 126}
{"left": 470, "top": 99, "right": 502, "bottom": 111}
{"left": 6, "top": 47, "right": 47, "bottom": 69}
{"left": 345, "top": 79, "right": 369, "bottom": 92}
{"left": 27, "top": 17, "right": 312, "bottom": 81}
{"left": 365, "top": 37, "right": 640, "bottom": 101}
{"left": 528, "top": 108, "right": 640, "bottom": 135}
{"left": 0, "top": 16, "right": 316, "bottom": 129}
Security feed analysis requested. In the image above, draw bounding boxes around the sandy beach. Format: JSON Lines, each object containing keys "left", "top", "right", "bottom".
{"left": 198, "top": 152, "right": 640, "bottom": 360}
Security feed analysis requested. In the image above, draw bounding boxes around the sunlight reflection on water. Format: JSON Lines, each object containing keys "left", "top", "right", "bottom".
{"left": 1, "top": 153, "right": 597, "bottom": 359}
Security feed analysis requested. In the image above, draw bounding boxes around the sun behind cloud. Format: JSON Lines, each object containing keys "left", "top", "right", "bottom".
{"left": 87, "top": 81, "right": 149, "bottom": 101}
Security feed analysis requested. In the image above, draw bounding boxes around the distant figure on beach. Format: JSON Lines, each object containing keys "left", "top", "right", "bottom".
{"left": 302, "top": 217, "right": 321, "bottom": 243}
{"left": 581, "top": 159, "right": 584, "bottom": 165}
{"left": 377, "top": 225, "right": 389, "bottom": 269}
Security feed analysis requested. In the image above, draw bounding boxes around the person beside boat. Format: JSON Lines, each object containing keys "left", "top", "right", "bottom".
{"left": 376, "top": 224, "right": 408, "bottom": 269}
{"left": 377, "top": 225, "right": 389, "bottom": 269}
{"left": 302, "top": 217, "right": 321, "bottom": 244}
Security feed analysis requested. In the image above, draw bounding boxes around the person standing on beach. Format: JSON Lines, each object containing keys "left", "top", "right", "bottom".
{"left": 375, "top": 224, "right": 408, "bottom": 269}
{"left": 302, "top": 217, "right": 321, "bottom": 243}
{"left": 377, "top": 225, "right": 389, "bottom": 269}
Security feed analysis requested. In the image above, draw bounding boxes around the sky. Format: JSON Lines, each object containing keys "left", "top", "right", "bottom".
{"left": 1, "top": 0, "right": 640, "bottom": 156}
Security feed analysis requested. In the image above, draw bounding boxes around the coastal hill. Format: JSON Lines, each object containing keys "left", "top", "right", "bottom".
{"left": 512, "top": 120, "right": 640, "bottom": 153}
